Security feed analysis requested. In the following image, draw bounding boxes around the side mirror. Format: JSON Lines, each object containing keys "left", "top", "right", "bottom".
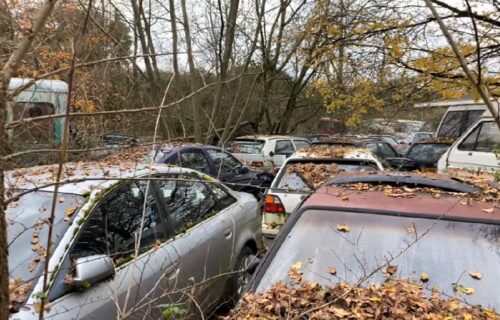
{"left": 72, "top": 254, "right": 115, "bottom": 288}
{"left": 269, "top": 151, "right": 275, "bottom": 157}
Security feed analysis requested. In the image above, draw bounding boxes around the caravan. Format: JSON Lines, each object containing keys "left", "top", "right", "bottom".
{"left": 7, "top": 77, "right": 68, "bottom": 150}
{"left": 415, "top": 98, "right": 491, "bottom": 138}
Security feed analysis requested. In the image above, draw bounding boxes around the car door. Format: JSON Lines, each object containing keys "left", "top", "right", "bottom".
{"left": 449, "top": 120, "right": 500, "bottom": 169}
{"left": 154, "top": 176, "right": 234, "bottom": 314}
{"left": 46, "top": 180, "right": 181, "bottom": 320}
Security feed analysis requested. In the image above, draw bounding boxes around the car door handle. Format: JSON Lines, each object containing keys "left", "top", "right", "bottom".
{"left": 224, "top": 228, "right": 233, "bottom": 239}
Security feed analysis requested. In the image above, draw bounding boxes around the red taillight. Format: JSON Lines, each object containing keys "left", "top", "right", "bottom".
{"left": 264, "top": 195, "right": 285, "bottom": 213}
{"left": 250, "top": 161, "right": 264, "bottom": 167}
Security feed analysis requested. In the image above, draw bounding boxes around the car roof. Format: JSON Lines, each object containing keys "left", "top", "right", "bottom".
{"left": 290, "top": 146, "right": 378, "bottom": 161}
{"left": 4, "top": 161, "right": 207, "bottom": 196}
{"left": 302, "top": 173, "right": 500, "bottom": 223}
{"left": 235, "top": 135, "right": 309, "bottom": 141}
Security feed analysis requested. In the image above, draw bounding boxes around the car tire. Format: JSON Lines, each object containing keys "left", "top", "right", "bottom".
{"left": 223, "top": 246, "right": 256, "bottom": 307}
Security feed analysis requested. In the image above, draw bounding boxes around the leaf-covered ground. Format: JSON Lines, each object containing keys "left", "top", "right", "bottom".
{"left": 224, "top": 279, "right": 499, "bottom": 319}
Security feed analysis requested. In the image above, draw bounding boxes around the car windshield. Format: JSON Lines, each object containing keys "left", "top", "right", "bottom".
{"left": 276, "top": 160, "right": 378, "bottom": 191}
{"left": 407, "top": 143, "right": 450, "bottom": 162}
{"left": 228, "top": 140, "right": 265, "bottom": 154}
{"left": 7, "top": 191, "right": 83, "bottom": 299}
{"left": 313, "top": 142, "right": 356, "bottom": 148}
{"left": 256, "top": 209, "right": 500, "bottom": 310}
{"left": 381, "top": 136, "right": 398, "bottom": 145}
{"left": 414, "top": 133, "right": 433, "bottom": 142}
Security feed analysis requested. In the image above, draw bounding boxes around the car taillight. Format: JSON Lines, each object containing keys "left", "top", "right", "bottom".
{"left": 264, "top": 195, "right": 285, "bottom": 214}
{"left": 250, "top": 161, "right": 264, "bottom": 167}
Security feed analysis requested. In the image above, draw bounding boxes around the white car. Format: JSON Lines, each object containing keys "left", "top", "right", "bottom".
{"left": 262, "top": 146, "right": 384, "bottom": 245}
{"left": 228, "top": 135, "right": 311, "bottom": 169}
{"left": 438, "top": 116, "right": 500, "bottom": 172}
{"left": 5, "top": 162, "right": 262, "bottom": 319}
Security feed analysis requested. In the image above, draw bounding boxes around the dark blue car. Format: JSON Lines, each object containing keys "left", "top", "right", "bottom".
{"left": 153, "top": 144, "right": 274, "bottom": 199}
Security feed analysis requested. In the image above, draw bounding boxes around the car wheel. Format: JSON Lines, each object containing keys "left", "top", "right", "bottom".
{"left": 224, "top": 246, "right": 256, "bottom": 307}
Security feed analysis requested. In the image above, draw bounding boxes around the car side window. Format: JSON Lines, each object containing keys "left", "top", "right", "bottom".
{"left": 275, "top": 140, "right": 294, "bottom": 155}
{"left": 459, "top": 124, "right": 481, "bottom": 151}
{"left": 156, "top": 178, "right": 218, "bottom": 234}
{"left": 206, "top": 183, "right": 237, "bottom": 208}
{"left": 293, "top": 140, "right": 310, "bottom": 150}
{"left": 179, "top": 150, "right": 211, "bottom": 173}
{"left": 475, "top": 122, "right": 500, "bottom": 152}
{"left": 206, "top": 149, "right": 242, "bottom": 176}
{"left": 70, "top": 181, "right": 165, "bottom": 264}
{"left": 378, "top": 143, "right": 396, "bottom": 158}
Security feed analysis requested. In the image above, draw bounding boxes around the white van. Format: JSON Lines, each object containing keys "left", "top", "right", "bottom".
{"left": 415, "top": 98, "right": 496, "bottom": 138}
{"left": 438, "top": 116, "right": 500, "bottom": 172}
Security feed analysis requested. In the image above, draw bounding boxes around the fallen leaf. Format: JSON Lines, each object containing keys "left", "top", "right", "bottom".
{"left": 482, "top": 208, "right": 494, "bottom": 213}
{"left": 336, "top": 224, "right": 351, "bottom": 232}
{"left": 469, "top": 271, "right": 482, "bottom": 280}
{"left": 341, "top": 195, "right": 349, "bottom": 201}
{"left": 420, "top": 273, "right": 429, "bottom": 282}
{"left": 385, "top": 265, "right": 397, "bottom": 276}
{"left": 38, "top": 207, "right": 46, "bottom": 212}
{"left": 406, "top": 226, "right": 416, "bottom": 234}
{"left": 327, "top": 266, "right": 337, "bottom": 275}
{"left": 453, "top": 283, "right": 475, "bottom": 295}
{"left": 64, "top": 207, "right": 76, "bottom": 221}
{"left": 291, "top": 261, "right": 303, "bottom": 270}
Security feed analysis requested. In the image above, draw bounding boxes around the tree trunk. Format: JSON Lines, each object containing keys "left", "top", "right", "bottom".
{"left": 0, "top": 0, "right": 59, "bottom": 316}
{"left": 181, "top": 0, "right": 202, "bottom": 142}
{"left": 205, "top": 0, "right": 240, "bottom": 142}
{"left": 169, "top": 0, "right": 179, "bottom": 74}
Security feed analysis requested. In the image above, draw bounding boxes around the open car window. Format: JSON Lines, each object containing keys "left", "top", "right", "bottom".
{"left": 256, "top": 209, "right": 500, "bottom": 310}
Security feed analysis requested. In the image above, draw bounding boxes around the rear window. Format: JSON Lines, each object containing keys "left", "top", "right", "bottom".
{"left": 276, "top": 160, "right": 379, "bottom": 191}
{"left": 407, "top": 143, "right": 450, "bottom": 162}
{"left": 438, "top": 110, "right": 484, "bottom": 138}
{"left": 256, "top": 209, "right": 500, "bottom": 310}
{"left": 229, "top": 140, "right": 265, "bottom": 154}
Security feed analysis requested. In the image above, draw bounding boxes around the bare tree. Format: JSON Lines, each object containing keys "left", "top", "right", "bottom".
{"left": 0, "top": 0, "right": 61, "bottom": 316}
{"left": 181, "top": 0, "right": 202, "bottom": 142}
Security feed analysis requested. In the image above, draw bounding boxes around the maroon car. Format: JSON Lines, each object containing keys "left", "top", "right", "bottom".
{"left": 247, "top": 174, "right": 500, "bottom": 310}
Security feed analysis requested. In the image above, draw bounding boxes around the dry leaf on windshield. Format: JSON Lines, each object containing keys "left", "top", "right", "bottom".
{"left": 453, "top": 283, "right": 475, "bottom": 295}
{"left": 327, "top": 266, "right": 337, "bottom": 275}
{"left": 406, "top": 226, "right": 416, "bottom": 234}
{"left": 288, "top": 262, "right": 303, "bottom": 284}
{"left": 341, "top": 195, "right": 349, "bottom": 201}
{"left": 336, "top": 224, "right": 351, "bottom": 232}
{"left": 224, "top": 277, "right": 499, "bottom": 319}
{"left": 420, "top": 273, "right": 429, "bottom": 282}
{"left": 385, "top": 265, "right": 398, "bottom": 276}
{"left": 64, "top": 207, "right": 76, "bottom": 221}
{"left": 469, "top": 271, "right": 483, "bottom": 280}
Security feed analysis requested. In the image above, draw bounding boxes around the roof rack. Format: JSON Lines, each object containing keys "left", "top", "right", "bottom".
{"left": 326, "top": 174, "right": 478, "bottom": 193}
